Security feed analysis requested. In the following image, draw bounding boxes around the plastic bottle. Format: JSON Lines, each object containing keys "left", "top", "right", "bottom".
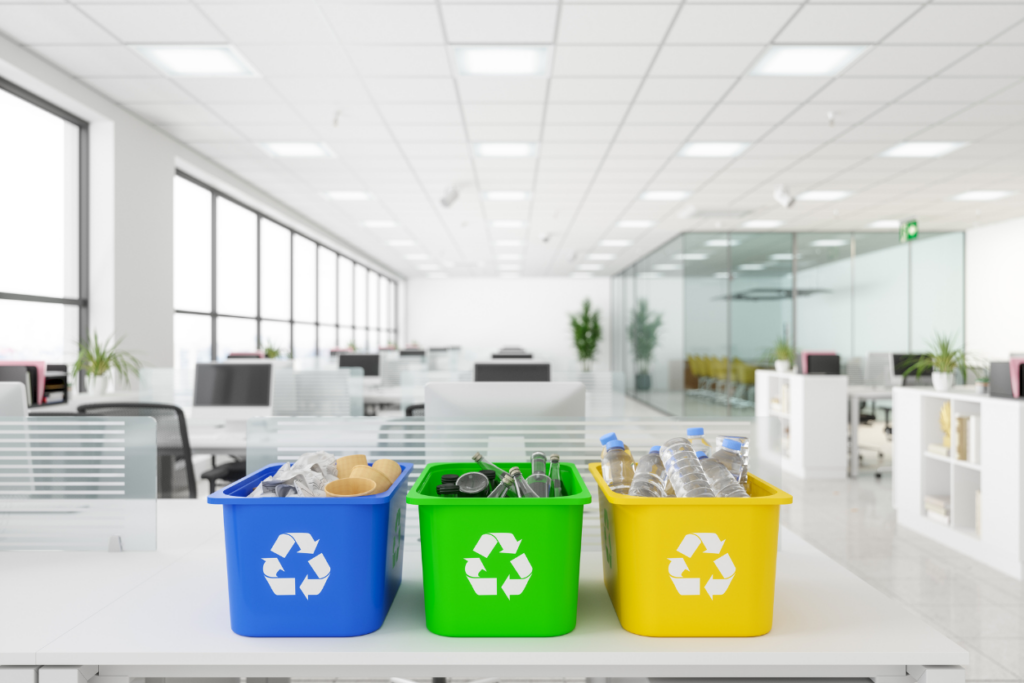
{"left": 711, "top": 438, "right": 745, "bottom": 481}
{"left": 488, "top": 473, "right": 515, "bottom": 498}
{"left": 627, "top": 450, "right": 666, "bottom": 497}
{"left": 652, "top": 446, "right": 676, "bottom": 496}
{"left": 471, "top": 452, "right": 509, "bottom": 478}
{"left": 599, "top": 431, "right": 633, "bottom": 459}
{"left": 687, "top": 427, "right": 711, "bottom": 453}
{"left": 549, "top": 454, "right": 563, "bottom": 497}
{"left": 659, "top": 436, "right": 714, "bottom": 498}
{"left": 509, "top": 466, "right": 539, "bottom": 498}
{"left": 701, "top": 457, "right": 749, "bottom": 497}
{"left": 601, "top": 439, "right": 635, "bottom": 494}
{"left": 456, "top": 471, "right": 490, "bottom": 498}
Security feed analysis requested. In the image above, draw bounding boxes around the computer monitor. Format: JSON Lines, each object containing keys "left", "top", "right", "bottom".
{"left": 493, "top": 352, "right": 532, "bottom": 359}
{"left": 475, "top": 362, "right": 550, "bottom": 382}
{"left": 191, "top": 363, "right": 274, "bottom": 427}
{"left": 425, "top": 381, "right": 585, "bottom": 419}
{"left": 893, "top": 354, "right": 932, "bottom": 386}
{"left": 338, "top": 354, "right": 379, "bottom": 377}
{"left": 400, "top": 349, "right": 426, "bottom": 357}
{"left": 807, "top": 355, "right": 840, "bottom": 375}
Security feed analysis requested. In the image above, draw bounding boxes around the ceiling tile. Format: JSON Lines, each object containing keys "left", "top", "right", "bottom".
{"left": 390, "top": 124, "right": 466, "bottom": 142}
{"left": 886, "top": 5, "right": 1024, "bottom": 44}
{"left": 548, "top": 78, "right": 641, "bottom": 103}
{"left": 944, "top": 103, "right": 1024, "bottom": 125}
{"left": 378, "top": 103, "right": 464, "bottom": 125}
{"left": 867, "top": 102, "right": 966, "bottom": 125}
{"left": 650, "top": 46, "right": 762, "bottom": 77}
{"left": 626, "top": 103, "right": 714, "bottom": 124}
{"left": 468, "top": 124, "right": 542, "bottom": 141}
{"left": 31, "top": 45, "right": 158, "bottom": 77}
{"left": 545, "top": 103, "right": 630, "bottom": 124}
{"left": 79, "top": 4, "right": 225, "bottom": 42}
{"left": 462, "top": 103, "right": 544, "bottom": 125}
{"left": 557, "top": 4, "right": 678, "bottom": 44}
{"left": 83, "top": 77, "right": 193, "bottom": 104}
{"left": 814, "top": 77, "right": 922, "bottom": 103}
{"left": 321, "top": 4, "right": 445, "bottom": 45}
{"left": 901, "top": 77, "right": 1018, "bottom": 103}
{"left": 667, "top": 4, "right": 799, "bottom": 44}
{"left": 543, "top": 124, "right": 619, "bottom": 141}
{"left": 441, "top": 3, "right": 558, "bottom": 44}
{"left": 617, "top": 124, "right": 695, "bottom": 141}
{"left": 553, "top": 46, "right": 658, "bottom": 77}
{"left": 209, "top": 103, "right": 304, "bottom": 126}
{"left": 235, "top": 44, "right": 356, "bottom": 77}
{"left": 704, "top": 103, "right": 797, "bottom": 125}
{"left": 347, "top": 46, "right": 451, "bottom": 77}
{"left": 776, "top": 4, "right": 918, "bottom": 43}
{"left": 232, "top": 124, "right": 317, "bottom": 141}
{"left": 363, "top": 78, "right": 456, "bottom": 104}
{"left": 177, "top": 79, "right": 285, "bottom": 104}
{"left": 845, "top": 46, "right": 973, "bottom": 77}
{"left": 267, "top": 77, "right": 370, "bottom": 104}
{"left": 635, "top": 77, "right": 736, "bottom": 103}
{"left": 457, "top": 77, "right": 548, "bottom": 103}
{"left": 201, "top": 3, "right": 337, "bottom": 44}
{"left": 160, "top": 124, "right": 245, "bottom": 143}
{"left": 689, "top": 124, "right": 771, "bottom": 141}
{"left": 0, "top": 5, "right": 114, "bottom": 45}
{"left": 942, "top": 46, "right": 1024, "bottom": 77}
{"left": 127, "top": 102, "right": 221, "bottom": 126}
{"left": 723, "top": 77, "right": 829, "bottom": 103}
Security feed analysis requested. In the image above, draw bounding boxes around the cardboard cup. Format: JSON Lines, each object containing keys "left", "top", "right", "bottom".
{"left": 351, "top": 464, "right": 392, "bottom": 495}
{"left": 325, "top": 477, "right": 375, "bottom": 497}
{"left": 336, "top": 453, "right": 368, "bottom": 479}
{"left": 372, "top": 458, "right": 401, "bottom": 483}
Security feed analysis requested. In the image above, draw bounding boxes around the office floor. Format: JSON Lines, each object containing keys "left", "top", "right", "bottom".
{"left": 630, "top": 390, "right": 755, "bottom": 418}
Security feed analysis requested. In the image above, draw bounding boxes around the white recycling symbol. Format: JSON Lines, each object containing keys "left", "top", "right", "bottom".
{"left": 667, "top": 533, "right": 736, "bottom": 600}
{"left": 464, "top": 533, "right": 533, "bottom": 600}
{"left": 262, "top": 532, "right": 331, "bottom": 600}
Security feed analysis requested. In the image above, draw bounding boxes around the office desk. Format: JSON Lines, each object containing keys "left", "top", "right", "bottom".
{"left": 189, "top": 424, "right": 247, "bottom": 457}
{"left": 848, "top": 386, "right": 893, "bottom": 477}
{"left": 0, "top": 500, "right": 965, "bottom": 682}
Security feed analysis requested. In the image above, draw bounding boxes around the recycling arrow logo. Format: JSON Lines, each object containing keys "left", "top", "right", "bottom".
{"left": 464, "top": 533, "right": 533, "bottom": 600}
{"left": 262, "top": 532, "right": 331, "bottom": 599}
{"left": 667, "top": 533, "right": 736, "bottom": 600}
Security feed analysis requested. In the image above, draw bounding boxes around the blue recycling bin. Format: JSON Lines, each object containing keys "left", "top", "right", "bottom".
{"left": 208, "top": 461, "right": 411, "bottom": 637}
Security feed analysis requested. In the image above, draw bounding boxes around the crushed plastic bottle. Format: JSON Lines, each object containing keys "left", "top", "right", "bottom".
{"left": 711, "top": 438, "right": 745, "bottom": 481}
{"left": 701, "top": 457, "right": 749, "bottom": 497}
{"left": 549, "top": 454, "right": 563, "bottom": 497}
{"left": 509, "top": 466, "right": 539, "bottom": 498}
{"left": 659, "top": 436, "right": 714, "bottom": 498}
{"left": 488, "top": 472, "right": 515, "bottom": 498}
{"left": 601, "top": 439, "right": 635, "bottom": 494}
{"left": 627, "top": 450, "right": 666, "bottom": 498}
{"left": 472, "top": 452, "right": 509, "bottom": 478}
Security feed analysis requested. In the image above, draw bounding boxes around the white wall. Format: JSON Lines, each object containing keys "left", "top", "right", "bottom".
{"left": 966, "top": 216, "right": 1024, "bottom": 361}
{"left": 407, "top": 277, "right": 611, "bottom": 373}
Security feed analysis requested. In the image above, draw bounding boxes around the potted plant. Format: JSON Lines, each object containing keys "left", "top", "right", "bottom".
{"left": 976, "top": 373, "right": 989, "bottom": 395}
{"left": 263, "top": 342, "right": 282, "bottom": 359}
{"left": 569, "top": 298, "right": 602, "bottom": 372}
{"left": 765, "top": 337, "right": 795, "bottom": 373}
{"left": 900, "top": 334, "right": 969, "bottom": 392}
{"left": 73, "top": 332, "right": 141, "bottom": 394}
{"left": 628, "top": 299, "right": 662, "bottom": 392}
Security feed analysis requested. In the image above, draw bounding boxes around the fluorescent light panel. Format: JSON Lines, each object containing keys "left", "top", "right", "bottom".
{"left": 753, "top": 45, "right": 866, "bottom": 77}
{"left": 705, "top": 239, "right": 738, "bottom": 247}
{"left": 653, "top": 263, "right": 682, "bottom": 271}
{"left": 798, "top": 190, "right": 850, "bottom": 201}
{"left": 600, "top": 240, "right": 632, "bottom": 247}
{"left": 475, "top": 142, "right": 535, "bottom": 158}
{"left": 953, "top": 191, "right": 1013, "bottom": 201}
{"left": 739, "top": 264, "right": 765, "bottom": 271}
{"left": 679, "top": 142, "right": 748, "bottom": 158}
{"left": 869, "top": 219, "right": 901, "bottom": 229}
{"left": 617, "top": 220, "right": 653, "bottom": 229}
{"left": 455, "top": 46, "right": 550, "bottom": 76}
{"left": 641, "top": 190, "right": 689, "bottom": 201}
{"left": 675, "top": 253, "right": 709, "bottom": 261}
{"left": 132, "top": 44, "right": 258, "bottom": 77}
{"left": 713, "top": 272, "right": 732, "bottom": 279}
{"left": 770, "top": 253, "right": 794, "bottom": 260}
{"left": 264, "top": 142, "right": 332, "bottom": 158}
{"left": 882, "top": 142, "right": 966, "bottom": 158}
{"left": 811, "top": 239, "right": 847, "bottom": 248}
{"left": 743, "top": 220, "right": 783, "bottom": 229}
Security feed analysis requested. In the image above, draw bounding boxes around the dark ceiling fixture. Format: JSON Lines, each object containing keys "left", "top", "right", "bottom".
{"left": 721, "top": 288, "right": 830, "bottom": 301}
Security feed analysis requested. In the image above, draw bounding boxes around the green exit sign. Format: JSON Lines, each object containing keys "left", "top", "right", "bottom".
{"left": 900, "top": 219, "right": 919, "bottom": 243}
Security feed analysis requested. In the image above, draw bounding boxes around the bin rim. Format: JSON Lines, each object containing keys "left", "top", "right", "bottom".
{"left": 207, "top": 461, "right": 412, "bottom": 506}
{"left": 588, "top": 462, "right": 792, "bottom": 506}
{"left": 408, "top": 461, "right": 592, "bottom": 506}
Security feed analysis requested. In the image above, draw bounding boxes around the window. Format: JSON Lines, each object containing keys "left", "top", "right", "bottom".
{"left": 173, "top": 173, "right": 398, "bottom": 374}
{"left": 0, "top": 77, "right": 86, "bottom": 364}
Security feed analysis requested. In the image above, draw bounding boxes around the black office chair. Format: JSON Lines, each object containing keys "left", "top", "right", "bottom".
{"left": 201, "top": 458, "right": 246, "bottom": 495}
{"left": 77, "top": 402, "right": 197, "bottom": 498}
{"left": 405, "top": 404, "right": 425, "bottom": 417}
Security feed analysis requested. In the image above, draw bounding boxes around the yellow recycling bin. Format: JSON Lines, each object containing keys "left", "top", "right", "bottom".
{"left": 589, "top": 462, "right": 792, "bottom": 637}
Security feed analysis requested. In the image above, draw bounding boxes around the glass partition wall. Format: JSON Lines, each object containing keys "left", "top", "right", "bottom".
{"left": 612, "top": 232, "right": 964, "bottom": 417}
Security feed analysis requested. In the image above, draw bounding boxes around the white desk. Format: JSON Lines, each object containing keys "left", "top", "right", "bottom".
{"left": 848, "top": 386, "right": 893, "bottom": 477}
{"left": 1, "top": 500, "right": 966, "bottom": 681}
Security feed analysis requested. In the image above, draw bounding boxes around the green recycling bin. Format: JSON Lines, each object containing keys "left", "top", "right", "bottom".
{"left": 408, "top": 461, "right": 592, "bottom": 637}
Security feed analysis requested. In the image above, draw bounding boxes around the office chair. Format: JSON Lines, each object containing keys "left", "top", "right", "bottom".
{"left": 77, "top": 402, "right": 197, "bottom": 498}
{"left": 405, "top": 403, "right": 425, "bottom": 417}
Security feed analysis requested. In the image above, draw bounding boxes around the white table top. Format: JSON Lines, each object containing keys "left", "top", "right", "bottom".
{"left": 1, "top": 500, "right": 965, "bottom": 678}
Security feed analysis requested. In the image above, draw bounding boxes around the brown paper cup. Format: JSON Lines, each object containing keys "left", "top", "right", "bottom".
{"left": 372, "top": 458, "right": 401, "bottom": 483}
{"left": 336, "top": 453, "right": 368, "bottom": 479}
{"left": 350, "top": 464, "right": 392, "bottom": 495}
{"left": 325, "top": 477, "right": 375, "bottom": 497}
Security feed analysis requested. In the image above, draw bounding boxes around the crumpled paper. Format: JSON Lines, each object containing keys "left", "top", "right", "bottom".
{"left": 247, "top": 451, "right": 339, "bottom": 498}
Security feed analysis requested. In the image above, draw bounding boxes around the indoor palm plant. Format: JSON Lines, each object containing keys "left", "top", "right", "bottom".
{"left": 900, "top": 333, "right": 969, "bottom": 391}
{"left": 73, "top": 332, "right": 141, "bottom": 394}
{"left": 628, "top": 299, "right": 662, "bottom": 391}
{"left": 765, "top": 337, "right": 796, "bottom": 373}
{"left": 569, "top": 299, "right": 602, "bottom": 372}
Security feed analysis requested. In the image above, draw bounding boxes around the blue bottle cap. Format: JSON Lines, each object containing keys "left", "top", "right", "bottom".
{"left": 696, "top": 451, "right": 708, "bottom": 459}
{"left": 649, "top": 446, "right": 661, "bottom": 454}
{"left": 606, "top": 439, "right": 625, "bottom": 450}
{"left": 600, "top": 431, "right": 618, "bottom": 445}
{"left": 723, "top": 438, "right": 743, "bottom": 450}
{"left": 686, "top": 427, "right": 705, "bottom": 436}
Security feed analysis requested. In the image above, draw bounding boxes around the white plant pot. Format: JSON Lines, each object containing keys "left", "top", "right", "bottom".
{"left": 774, "top": 360, "right": 791, "bottom": 373}
{"left": 932, "top": 372, "right": 954, "bottom": 392}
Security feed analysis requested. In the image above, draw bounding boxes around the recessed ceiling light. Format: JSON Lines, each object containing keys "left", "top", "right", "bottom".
{"left": 882, "top": 142, "right": 967, "bottom": 158}
{"left": 388, "top": 240, "right": 415, "bottom": 247}
{"left": 485, "top": 191, "right": 528, "bottom": 201}
{"left": 588, "top": 254, "right": 614, "bottom": 261}
{"left": 327, "top": 191, "right": 370, "bottom": 201}
{"left": 679, "top": 142, "right": 748, "bottom": 158}
{"left": 743, "top": 219, "right": 783, "bottom": 229}
{"left": 475, "top": 142, "right": 535, "bottom": 158}
{"left": 953, "top": 190, "right": 1013, "bottom": 201}
{"left": 869, "top": 219, "right": 901, "bottom": 229}
{"left": 405, "top": 254, "right": 429, "bottom": 260}
{"left": 498, "top": 263, "right": 521, "bottom": 271}
{"left": 770, "top": 253, "right": 795, "bottom": 261}
{"left": 675, "top": 253, "right": 709, "bottom": 261}
{"left": 263, "top": 142, "right": 333, "bottom": 158}
{"left": 497, "top": 254, "right": 522, "bottom": 261}
{"left": 364, "top": 220, "right": 395, "bottom": 228}
{"left": 418, "top": 264, "right": 440, "bottom": 271}
{"left": 641, "top": 191, "right": 689, "bottom": 201}
{"left": 454, "top": 46, "right": 550, "bottom": 76}
{"left": 578, "top": 264, "right": 603, "bottom": 271}
{"left": 493, "top": 220, "right": 524, "bottom": 228}
{"left": 600, "top": 240, "right": 632, "bottom": 247}
{"left": 131, "top": 44, "right": 258, "bottom": 78}
{"left": 752, "top": 45, "right": 866, "bottom": 77}
{"left": 705, "top": 239, "right": 738, "bottom": 247}
{"left": 617, "top": 220, "right": 653, "bottom": 229}
{"left": 496, "top": 240, "right": 522, "bottom": 247}
{"left": 713, "top": 272, "right": 732, "bottom": 279}
{"left": 811, "top": 239, "right": 848, "bottom": 248}
{"left": 653, "top": 263, "right": 682, "bottom": 271}
{"left": 798, "top": 190, "right": 850, "bottom": 202}
{"left": 739, "top": 263, "right": 766, "bottom": 271}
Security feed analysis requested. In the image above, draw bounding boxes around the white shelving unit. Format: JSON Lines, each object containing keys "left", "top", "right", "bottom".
{"left": 893, "top": 386, "right": 1024, "bottom": 579}
{"left": 755, "top": 369, "right": 848, "bottom": 479}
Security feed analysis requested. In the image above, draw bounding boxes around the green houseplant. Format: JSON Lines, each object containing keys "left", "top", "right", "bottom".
{"left": 628, "top": 299, "right": 662, "bottom": 391}
{"left": 569, "top": 299, "right": 602, "bottom": 372}
{"left": 262, "top": 342, "right": 282, "bottom": 359}
{"left": 764, "top": 337, "right": 796, "bottom": 373}
{"left": 73, "top": 332, "right": 141, "bottom": 394}
{"left": 900, "top": 333, "right": 970, "bottom": 391}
